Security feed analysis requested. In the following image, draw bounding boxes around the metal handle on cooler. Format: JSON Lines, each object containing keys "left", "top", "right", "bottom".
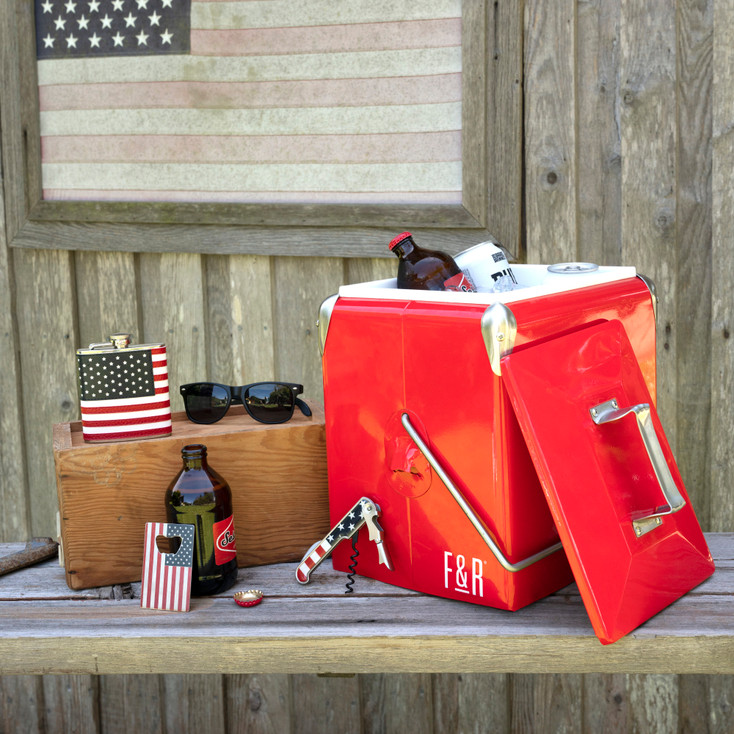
{"left": 590, "top": 399, "right": 685, "bottom": 536}
{"left": 400, "top": 413, "right": 563, "bottom": 573}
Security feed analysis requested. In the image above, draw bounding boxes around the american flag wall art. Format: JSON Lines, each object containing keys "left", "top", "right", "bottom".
{"left": 76, "top": 340, "right": 172, "bottom": 441}
{"left": 33, "top": 0, "right": 462, "bottom": 205}
{"left": 141, "top": 522, "right": 195, "bottom": 612}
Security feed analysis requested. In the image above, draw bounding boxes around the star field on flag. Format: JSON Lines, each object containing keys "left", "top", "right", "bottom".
{"left": 35, "top": 0, "right": 190, "bottom": 58}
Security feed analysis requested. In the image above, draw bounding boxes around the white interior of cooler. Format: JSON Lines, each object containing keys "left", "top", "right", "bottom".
{"left": 338, "top": 264, "right": 638, "bottom": 304}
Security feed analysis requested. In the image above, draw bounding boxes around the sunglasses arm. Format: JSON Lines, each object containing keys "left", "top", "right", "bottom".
{"left": 295, "top": 397, "right": 312, "bottom": 417}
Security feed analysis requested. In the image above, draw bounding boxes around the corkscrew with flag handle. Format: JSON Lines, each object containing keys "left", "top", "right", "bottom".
{"left": 296, "top": 496, "right": 393, "bottom": 584}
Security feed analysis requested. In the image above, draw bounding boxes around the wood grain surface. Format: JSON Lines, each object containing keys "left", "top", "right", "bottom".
{"left": 54, "top": 406, "right": 329, "bottom": 589}
{"left": 0, "top": 534, "right": 731, "bottom": 676}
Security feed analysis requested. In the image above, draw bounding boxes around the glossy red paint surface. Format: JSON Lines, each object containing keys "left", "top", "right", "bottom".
{"left": 502, "top": 319, "right": 714, "bottom": 644}
{"left": 322, "top": 277, "right": 666, "bottom": 620}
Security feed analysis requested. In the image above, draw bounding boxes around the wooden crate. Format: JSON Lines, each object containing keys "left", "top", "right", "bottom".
{"left": 53, "top": 403, "right": 329, "bottom": 590}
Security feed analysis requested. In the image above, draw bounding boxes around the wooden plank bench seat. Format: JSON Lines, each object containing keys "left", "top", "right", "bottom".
{"left": 0, "top": 534, "right": 731, "bottom": 676}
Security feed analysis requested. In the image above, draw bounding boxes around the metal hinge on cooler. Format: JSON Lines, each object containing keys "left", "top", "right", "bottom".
{"left": 317, "top": 295, "right": 339, "bottom": 356}
{"left": 480, "top": 303, "right": 517, "bottom": 377}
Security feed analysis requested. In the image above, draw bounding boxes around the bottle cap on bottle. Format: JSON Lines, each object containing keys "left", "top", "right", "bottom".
{"left": 388, "top": 232, "right": 413, "bottom": 251}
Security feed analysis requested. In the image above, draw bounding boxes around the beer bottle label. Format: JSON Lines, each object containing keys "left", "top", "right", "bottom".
{"left": 213, "top": 514, "right": 237, "bottom": 565}
{"left": 444, "top": 271, "right": 476, "bottom": 292}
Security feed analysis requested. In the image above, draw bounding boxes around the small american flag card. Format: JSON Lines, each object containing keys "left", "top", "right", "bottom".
{"left": 77, "top": 334, "right": 172, "bottom": 442}
{"left": 141, "top": 522, "right": 195, "bottom": 613}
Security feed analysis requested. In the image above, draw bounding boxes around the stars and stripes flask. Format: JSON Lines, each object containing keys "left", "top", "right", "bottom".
{"left": 76, "top": 333, "right": 172, "bottom": 442}
{"left": 165, "top": 444, "right": 238, "bottom": 596}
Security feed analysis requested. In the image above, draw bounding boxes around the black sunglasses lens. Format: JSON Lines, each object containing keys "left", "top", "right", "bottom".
{"left": 184, "top": 384, "right": 229, "bottom": 423}
{"left": 245, "top": 383, "right": 295, "bottom": 423}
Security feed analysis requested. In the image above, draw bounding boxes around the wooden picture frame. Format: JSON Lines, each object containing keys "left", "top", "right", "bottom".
{"left": 2, "top": 1, "right": 517, "bottom": 257}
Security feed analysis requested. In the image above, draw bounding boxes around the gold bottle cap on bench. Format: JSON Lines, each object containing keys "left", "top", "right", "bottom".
{"left": 233, "top": 589, "right": 264, "bottom": 608}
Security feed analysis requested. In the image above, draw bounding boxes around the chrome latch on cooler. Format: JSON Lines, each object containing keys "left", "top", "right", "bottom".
{"left": 317, "top": 294, "right": 339, "bottom": 356}
{"left": 480, "top": 303, "right": 517, "bottom": 377}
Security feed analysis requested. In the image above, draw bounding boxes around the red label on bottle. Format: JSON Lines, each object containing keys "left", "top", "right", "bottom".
{"left": 213, "top": 515, "right": 237, "bottom": 565}
{"left": 444, "top": 271, "right": 476, "bottom": 292}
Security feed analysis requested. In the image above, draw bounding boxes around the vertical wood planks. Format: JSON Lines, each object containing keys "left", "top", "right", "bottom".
{"left": 98, "top": 675, "right": 164, "bottom": 734}
{"left": 521, "top": 3, "right": 581, "bottom": 725}
{"left": 139, "top": 252, "right": 207, "bottom": 414}
{"left": 432, "top": 673, "right": 510, "bottom": 731}
{"left": 12, "top": 248, "right": 78, "bottom": 536}
{"left": 711, "top": 0, "right": 734, "bottom": 532}
{"left": 674, "top": 0, "right": 713, "bottom": 522}
{"left": 344, "top": 257, "right": 395, "bottom": 286}
{"left": 576, "top": 0, "right": 623, "bottom": 266}
{"left": 582, "top": 673, "right": 629, "bottom": 732}
{"left": 461, "top": 0, "right": 488, "bottom": 227}
{"left": 41, "top": 675, "right": 99, "bottom": 733}
{"left": 0, "top": 676, "right": 44, "bottom": 732}
{"left": 162, "top": 675, "right": 227, "bottom": 731}
{"left": 523, "top": 0, "right": 578, "bottom": 264}
{"left": 0, "top": 145, "right": 30, "bottom": 541}
{"left": 205, "top": 254, "right": 275, "bottom": 385}
{"left": 627, "top": 674, "right": 679, "bottom": 733}
{"left": 0, "top": 0, "right": 38, "bottom": 243}
{"left": 291, "top": 674, "right": 360, "bottom": 733}
{"left": 74, "top": 251, "right": 141, "bottom": 351}
{"left": 272, "top": 257, "right": 345, "bottom": 406}
{"left": 226, "top": 674, "right": 291, "bottom": 733}
{"left": 486, "top": 0, "right": 525, "bottom": 256}
{"left": 360, "top": 674, "right": 434, "bottom": 734}
{"left": 619, "top": 0, "right": 678, "bottom": 440}
{"left": 510, "top": 674, "right": 583, "bottom": 731}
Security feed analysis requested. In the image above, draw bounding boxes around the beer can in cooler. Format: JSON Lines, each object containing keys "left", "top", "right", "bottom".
{"left": 455, "top": 241, "right": 517, "bottom": 292}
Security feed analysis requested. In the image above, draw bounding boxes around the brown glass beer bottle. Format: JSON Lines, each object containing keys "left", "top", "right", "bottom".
{"left": 389, "top": 231, "right": 475, "bottom": 292}
{"left": 165, "top": 444, "right": 238, "bottom": 595}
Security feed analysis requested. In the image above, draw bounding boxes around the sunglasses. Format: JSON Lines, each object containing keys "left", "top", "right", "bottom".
{"left": 180, "top": 382, "right": 312, "bottom": 425}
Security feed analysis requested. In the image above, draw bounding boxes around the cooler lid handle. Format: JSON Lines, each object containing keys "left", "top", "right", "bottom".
{"left": 590, "top": 399, "right": 686, "bottom": 537}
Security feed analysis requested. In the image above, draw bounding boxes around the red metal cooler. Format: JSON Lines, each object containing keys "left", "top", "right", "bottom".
{"left": 319, "top": 263, "right": 714, "bottom": 645}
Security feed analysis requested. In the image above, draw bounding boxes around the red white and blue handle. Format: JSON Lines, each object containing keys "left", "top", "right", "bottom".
{"left": 295, "top": 496, "right": 392, "bottom": 584}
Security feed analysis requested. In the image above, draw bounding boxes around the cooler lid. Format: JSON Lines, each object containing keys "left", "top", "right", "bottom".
{"left": 501, "top": 319, "right": 714, "bottom": 645}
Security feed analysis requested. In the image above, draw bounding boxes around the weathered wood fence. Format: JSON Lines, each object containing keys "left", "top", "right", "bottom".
{"left": 1, "top": 0, "right": 733, "bottom": 731}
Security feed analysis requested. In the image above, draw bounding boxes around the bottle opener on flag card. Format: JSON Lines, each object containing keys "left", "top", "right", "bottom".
{"left": 76, "top": 333, "right": 172, "bottom": 442}
{"left": 141, "top": 523, "right": 195, "bottom": 613}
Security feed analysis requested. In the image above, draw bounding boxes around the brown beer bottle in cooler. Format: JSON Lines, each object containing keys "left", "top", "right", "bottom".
{"left": 388, "top": 231, "right": 476, "bottom": 292}
{"left": 165, "top": 444, "right": 238, "bottom": 595}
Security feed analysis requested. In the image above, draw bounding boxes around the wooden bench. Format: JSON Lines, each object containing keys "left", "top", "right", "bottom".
{"left": 0, "top": 534, "right": 731, "bottom": 676}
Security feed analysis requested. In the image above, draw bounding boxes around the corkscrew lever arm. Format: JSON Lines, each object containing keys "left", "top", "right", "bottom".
{"left": 361, "top": 502, "right": 392, "bottom": 571}
{"left": 295, "top": 496, "right": 392, "bottom": 584}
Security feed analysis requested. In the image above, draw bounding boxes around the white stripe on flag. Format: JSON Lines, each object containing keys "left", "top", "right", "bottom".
{"left": 81, "top": 406, "right": 171, "bottom": 421}
{"left": 41, "top": 162, "right": 462, "bottom": 194}
{"left": 82, "top": 419, "right": 172, "bottom": 435}
{"left": 39, "top": 103, "right": 461, "bottom": 137}
{"left": 36, "top": 48, "right": 461, "bottom": 86}
{"left": 191, "top": 0, "right": 461, "bottom": 29}
{"left": 80, "top": 393, "right": 170, "bottom": 409}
